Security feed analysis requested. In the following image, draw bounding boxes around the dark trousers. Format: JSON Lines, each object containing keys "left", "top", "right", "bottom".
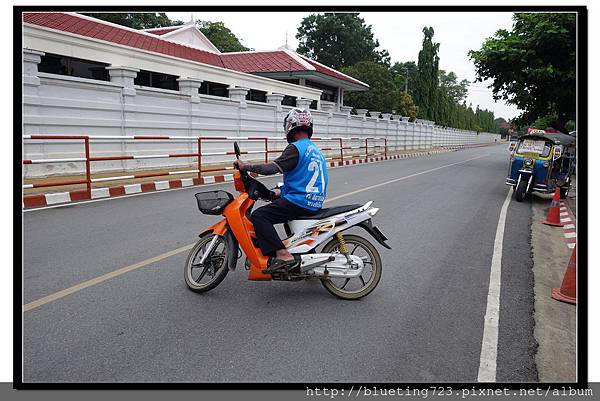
{"left": 250, "top": 198, "right": 317, "bottom": 256}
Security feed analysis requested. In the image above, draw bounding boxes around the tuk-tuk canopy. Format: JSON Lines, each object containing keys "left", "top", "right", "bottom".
{"left": 519, "top": 132, "right": 576, "bottom": 148}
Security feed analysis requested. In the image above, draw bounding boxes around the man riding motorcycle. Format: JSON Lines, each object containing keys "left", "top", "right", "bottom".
{"left": 233, "top": 108, "right": 328, "bottom": 273}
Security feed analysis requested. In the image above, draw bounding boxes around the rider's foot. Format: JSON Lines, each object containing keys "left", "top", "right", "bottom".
{"left": 263, "top": 256, "right": 299, "bottom": 274}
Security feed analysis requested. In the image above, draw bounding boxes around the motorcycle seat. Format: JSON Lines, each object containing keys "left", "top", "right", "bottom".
{"left": 294, "top": 204, "right": 362, "bottom": 220}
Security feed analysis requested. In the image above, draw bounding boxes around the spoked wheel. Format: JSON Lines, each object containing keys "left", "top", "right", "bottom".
{"left": 320, "top": 234, "right": 382, "bottom": 300}
{"left": 184, "top": 235, "right": 229, "bottom": 293}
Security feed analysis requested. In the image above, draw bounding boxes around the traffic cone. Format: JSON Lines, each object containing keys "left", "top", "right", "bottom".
{"left": 552, "top": 246, "right": 576, "bottom": 304}
{"left": 542, "top": 188, "right": 564, "bottom": 227}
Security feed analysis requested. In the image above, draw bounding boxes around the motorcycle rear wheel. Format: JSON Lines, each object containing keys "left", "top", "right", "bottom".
{"left": 320, "top": 234, "right": 382, "bottom": 300}
{"left": 184, "top": 235, "right": 229, "bottom": 293}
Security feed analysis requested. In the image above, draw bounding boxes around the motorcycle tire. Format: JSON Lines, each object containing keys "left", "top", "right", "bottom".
{"left": 184, "top": 235, "right": 229, "bottom": 293}
{"left": 320, "top": 234, "right": 382, "bottom": 300}
{"left": 515, "top": 181, "right": 527, "bottom": 202}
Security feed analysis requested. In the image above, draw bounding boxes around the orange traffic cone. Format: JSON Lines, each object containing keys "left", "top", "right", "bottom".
{"left": 552, "top": 246, "right": 576, "bottom": 304}
{"left": 542, "top": 188, "right": 564, "bottom": 227}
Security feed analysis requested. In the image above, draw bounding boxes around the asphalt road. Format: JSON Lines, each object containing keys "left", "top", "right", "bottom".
{"left": 22, "top": 144, "right": 537, "bottom": 382}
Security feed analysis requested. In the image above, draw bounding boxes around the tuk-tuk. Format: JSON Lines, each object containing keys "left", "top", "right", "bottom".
{"left": 506, "top": 131, "right": 576, "bottom": 202}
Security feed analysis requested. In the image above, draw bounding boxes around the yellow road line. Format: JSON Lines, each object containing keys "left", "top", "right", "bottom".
{"left": 23, "top": 154, "right": 486, "bottom": 312}
{"left": 23, "top": 243, "right": 194, "bottom": 312}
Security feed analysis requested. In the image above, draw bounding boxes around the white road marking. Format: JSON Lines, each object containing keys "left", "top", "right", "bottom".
{"left": 477, "top": 189, "right": 512, "bottom": 382}
{"left": 23, "top": 154, "right": 487, "bottom": 311}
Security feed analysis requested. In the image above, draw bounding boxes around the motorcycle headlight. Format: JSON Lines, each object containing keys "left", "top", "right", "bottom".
{"left": 524, "top": 158, "right": 534, "bottom": 167}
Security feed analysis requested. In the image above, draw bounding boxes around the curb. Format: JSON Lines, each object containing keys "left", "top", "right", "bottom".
{"left": 22, "top": 145, "right": 490, "bottom": 209}
{"left": 559, "top": 201, "right": 576, "bottom": 249}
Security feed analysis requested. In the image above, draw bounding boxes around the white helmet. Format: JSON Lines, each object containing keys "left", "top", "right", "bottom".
{"left": 283, "top": 108, "right": 313, "bottom": 143}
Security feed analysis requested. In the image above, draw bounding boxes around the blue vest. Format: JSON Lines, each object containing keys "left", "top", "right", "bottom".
{"left": 282, "top": 138, "right": 328, "bottom": 211}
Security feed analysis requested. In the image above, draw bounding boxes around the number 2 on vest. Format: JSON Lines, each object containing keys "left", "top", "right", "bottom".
{"left": 305, "top": 160, "right": 324, "bottom": 193}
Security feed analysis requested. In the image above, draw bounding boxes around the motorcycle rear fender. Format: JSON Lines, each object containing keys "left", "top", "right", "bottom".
{"left": 199, "top": 219, "right": 240, "bottom": 271}
{"left": 355, "top": 219, "right": 392, "bottom": 249}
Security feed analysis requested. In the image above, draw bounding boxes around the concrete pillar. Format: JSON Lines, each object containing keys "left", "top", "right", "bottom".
{"left": 23, "top": 48, "right": 44, "bottom": 88}
{"left": 228, "top": 87, "right": 249, "bottom": 107}
{"left": 381, "top": 113, "right": 392, "bottom": 120}
{"left": 320, "top": 100, "right": 336, "bottom": 113}
{"left": 177, "top": 77, "right": 203, "bottom": 103}
{"left": 355, "top": 109, "right": 368, "bottom": 120}
{"left": 266, "top": 92, "right": 285, "bottom": 111}
{"left": 370, "top": 111, "right": 381, "bottom": 119}
{"left": 106, "top": 66, "right": 139, "bottom": 97}
{"left": 339, "top": 105, "right": 353, "bottom": 119}
{"left": 401, "top": 117, "right": 410, "bottom": 122}
{"left": 296, "top": 98, "right": 312, "bottom": 110}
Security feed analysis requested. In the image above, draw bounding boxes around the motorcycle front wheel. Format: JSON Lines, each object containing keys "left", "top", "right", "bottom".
{"left": 320, "top": 234, "right": 382, "bottom": 300}
{"left": 184, "top": 235, "right": 229, "bottom": 293}
{"left": 514, "top": 181, "right": 527, "bottom": 202}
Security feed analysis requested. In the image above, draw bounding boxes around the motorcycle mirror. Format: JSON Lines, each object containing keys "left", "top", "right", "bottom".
{"left": 276, "top": 182, "right": 284, "bottom": 189}
{"left": 234, "top": 142, "right": 241, "bottom": 160}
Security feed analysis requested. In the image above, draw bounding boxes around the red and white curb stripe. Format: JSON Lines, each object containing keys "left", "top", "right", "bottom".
{"left": 559, "top": 201, "right": 576, "bottom": 249}
{"left": 22, "top": 146, "right": 481, "bottom": 209}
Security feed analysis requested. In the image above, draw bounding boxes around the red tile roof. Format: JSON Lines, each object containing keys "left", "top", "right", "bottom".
{"left": 221, "top": 51, "right": 306, "bottom": 73}
{"left": 22, "top": 12, "right": 367, "bottom": 88}
{"left": 298, "top": 55, "right": 367, "bottom": 87}
{"left": 143, "top": 26, "right": 182, "bottom": 36}
{"left": 23, "top": 12, "right": 224, "bottom": 68}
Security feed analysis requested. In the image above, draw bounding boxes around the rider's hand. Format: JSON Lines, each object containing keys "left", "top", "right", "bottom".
{"left": 272, "top": 189, "right": 281, "bottom": 199}
{"left": 233, "top": 160, "right": 245, "bottom": 171}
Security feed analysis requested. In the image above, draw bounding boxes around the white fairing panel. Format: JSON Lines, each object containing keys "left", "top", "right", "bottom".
{"left": 283, "top": 202, "right": 379, "bottom": 253}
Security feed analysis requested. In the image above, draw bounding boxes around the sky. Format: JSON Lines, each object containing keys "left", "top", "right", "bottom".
{"left": 167, "top": 11, "right": 520, "bottom": 120}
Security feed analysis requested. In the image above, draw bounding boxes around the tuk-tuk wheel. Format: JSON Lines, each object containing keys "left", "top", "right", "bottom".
{"left": 560, "top": 186, "right": 569, "bottom": 199}
{"left": 515, "top": 181, "right": 527, "bottom": 202}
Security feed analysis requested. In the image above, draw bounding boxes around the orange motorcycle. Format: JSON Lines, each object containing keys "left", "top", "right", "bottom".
{"left": 184, "top": 142, "right": 390, "bottom": 299}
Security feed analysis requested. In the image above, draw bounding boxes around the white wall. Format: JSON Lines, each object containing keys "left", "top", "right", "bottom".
{"left": 23, "top": 72, "right": 501, "bottom": 179}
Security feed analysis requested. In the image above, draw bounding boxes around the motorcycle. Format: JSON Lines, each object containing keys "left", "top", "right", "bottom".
{"left": 184, "top": 142, "right": 391, "bottom": 300}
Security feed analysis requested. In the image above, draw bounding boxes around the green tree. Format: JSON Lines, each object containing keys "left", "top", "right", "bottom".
{"left": 340, "top": 61, "right": 396, "bottom": 112}
{"left": 469, "top": 13, "right": 575, "bottom": 132}
{"left": 390, "top": 61, "right": 417, "bottom": 96}
{"left": 83, "top": 13, "right": 183, "bottom": 29}
{"left": 196, "top": 20, "right": 251, "bottom": 52}
{"left": 413, "top": 27, "right": 440, "bottom": 121}
{"left": 296, "top": 13, "right": 390, "bottom": 69}
{"left": 395, "top": 92, "right": 419, "bottom": 121}
{"left": 439, "top": 70, "right": 469, "bottom": 103}
{"left": 340, "top": 61, "right": 419, "bottom": 120}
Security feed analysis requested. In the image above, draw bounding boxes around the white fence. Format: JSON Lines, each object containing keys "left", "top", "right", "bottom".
{"left": 23, "top": 72, "right": 501, "bottom": 178}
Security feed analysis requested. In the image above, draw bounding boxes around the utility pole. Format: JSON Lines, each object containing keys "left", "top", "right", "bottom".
{"left": 404, "top": 67, "right": 409, "bottom": 93}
